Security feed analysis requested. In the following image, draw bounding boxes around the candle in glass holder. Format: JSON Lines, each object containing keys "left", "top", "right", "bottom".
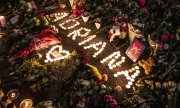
{"left": 0, "top": 16, "right": 7, "bottom": 27}
{"left": 0, "top": 89, "right": 4, "bottom": 100}
{"left": 7, "top": 89, "right": 19, "bottom": 100}
{"left": 20, "top": 99, "right": 33, "bottom": 108}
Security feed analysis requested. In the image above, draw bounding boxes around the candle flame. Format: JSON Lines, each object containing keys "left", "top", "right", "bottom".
{"left": 25, "top": 102, "right": 29, "bottom": 107}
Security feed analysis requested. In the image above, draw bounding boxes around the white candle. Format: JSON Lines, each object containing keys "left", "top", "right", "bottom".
{"left": 95, "top": 23, "right": 101, "bottom": 29}
{"left": 0, "top": 16, "right": 7, "bottom": 27}
{"left": 113, "top": 65, "right": 141, "bottom": 89}
{"left": 44, "top": 45, "right": 70, "bottom": 63}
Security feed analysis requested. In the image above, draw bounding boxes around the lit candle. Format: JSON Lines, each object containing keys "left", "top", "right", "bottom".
{"left": 52, "top": 12, "right": 69, "bottom": 22}
{"left": 7, "top": 89, "right": 19, "bottom": 100}
{"left": 100, "top": 51, "right": 125, "bottom": 69}
{"left": 0, "top": 89, "right": 4, "bottom": 100}
{"left": 114, "top": 74, "right": 118, "bottom": 77}
{"left": 128, "top": 81, "right": 133, "bottom": 85}
{"left": 135, "top": 66, "right": 139, "bottom": 70}
{"left": 20, "top": 99, "right": 33, "bottom": 108}
{"left": 67, "top": 27, "right": 91, "bottom": 40}
{"left": 59, "top": 19, "right": 80, "bottom": 30}
{"left": 0, "top": 16, "right": 7, "bottom": 27}
{"left": 84, "top": 42, "right": 106, "bottom": 58}
{"left": 126, "top": 85, "right": 131, "bottom": 88}
{"left": 113, "top": 65, "right": 141, "bottom": 89}
{"left": 44, "top": 45, "right": 70, "bottom": 63}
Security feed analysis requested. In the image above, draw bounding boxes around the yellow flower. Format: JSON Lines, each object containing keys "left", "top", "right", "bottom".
{"left": 33, "top": 17, "right": 40, "bottom": 25}
{"left": 43, "top": 17, "right": 49, "bottom": 25}
{"left": 31, "top": 61, "right": 40, "bottom": 67}
{"left": 86, "top": 64, "right": 102, "bottom": 80}
{"left": 36, "top": 53, "right": 43, "bottom": 59}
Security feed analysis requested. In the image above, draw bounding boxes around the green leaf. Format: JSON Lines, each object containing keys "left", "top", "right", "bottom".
{"left": 34, "top": 69, "right": 39, "bottom": 73}
{"left": 71, "top": 50, "right": 77, "bottom": 56}
{"left": 99, "top": 90, "right": 106, "bottom": 94}
{"left": 80, "top": 80, "right": 90, "bottom": 86}
{"left": 93, "top": 86, "right": 99, "bottom": 91}
{"left": 76, "top": 91, "right": 83, "bottom": 97}
{"left": 88, "top": 90, "right": 93, "bottom": 95}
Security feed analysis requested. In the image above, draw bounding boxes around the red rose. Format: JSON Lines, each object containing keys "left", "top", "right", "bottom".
{"left": 161, "top": 35, "right": 168, "bottom": 41}
{"left": 139, "top": 0, "right": 146, "bottom": 8}
{"left": 169, "top": 34, "right": 174, "bottom": 40}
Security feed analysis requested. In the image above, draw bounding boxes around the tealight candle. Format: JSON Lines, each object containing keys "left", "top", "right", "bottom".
{"left": 114, "top": 74, "right": 118, "bottom": 77}
{"left": 126, "top": 85, "right": 131, "bottom": 88}
{"left": 117, "top": 72, "right": 121, "bottom": 75}
{"left": 0, "top": 89, "right": 4, "bottom": 100}
{"left": 20, "top": 99, "right": 33, "bottom": 108}
{"left": 84, "top": 42, "right": 106, "bottom": 58}
{"left": 44, "top": 45, "right": 70, "bottom": 63}
{"left": 114, "top": 65, "right": 141, "bottom": 89}
{"left": 135, "top": 66, "right": 139, "bottom": 70}
{"left": 59, "top": 19, "right": 80, "bottom": 30}
{"left": 100, "top": 51, "right": 126, "bottom": 69}
{"left": 128, "top": 81, "right": 133, "bottom": 85}
{"left": 7, "top": 89, "right": 19, "bottom": 100}
{"left": 51, "top": 12, "right": 69, "bottom": 22}
{"left": 67, "top": 27, "right": 91, "bottom": 40}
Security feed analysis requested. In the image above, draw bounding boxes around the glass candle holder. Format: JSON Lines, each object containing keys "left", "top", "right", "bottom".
{"left": 0, "top": 89, "right": 4, "bottom": 100}
{"left": 7, "top": 89, "right": 19, "bottom": 100}
{"left": 20, "top": 99, "right": 33, "bottom": 108}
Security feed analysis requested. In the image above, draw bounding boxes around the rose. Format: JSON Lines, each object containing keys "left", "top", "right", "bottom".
{"left": 161, "top": 34, "right": 168, "bottom": 41}
{"left": 139, "top": 0, "right": 146, "bottom": 8}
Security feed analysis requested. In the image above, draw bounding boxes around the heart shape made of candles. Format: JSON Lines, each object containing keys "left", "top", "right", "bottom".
{"left": 44, "top": 45, "right": 70, "bottom": 62}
